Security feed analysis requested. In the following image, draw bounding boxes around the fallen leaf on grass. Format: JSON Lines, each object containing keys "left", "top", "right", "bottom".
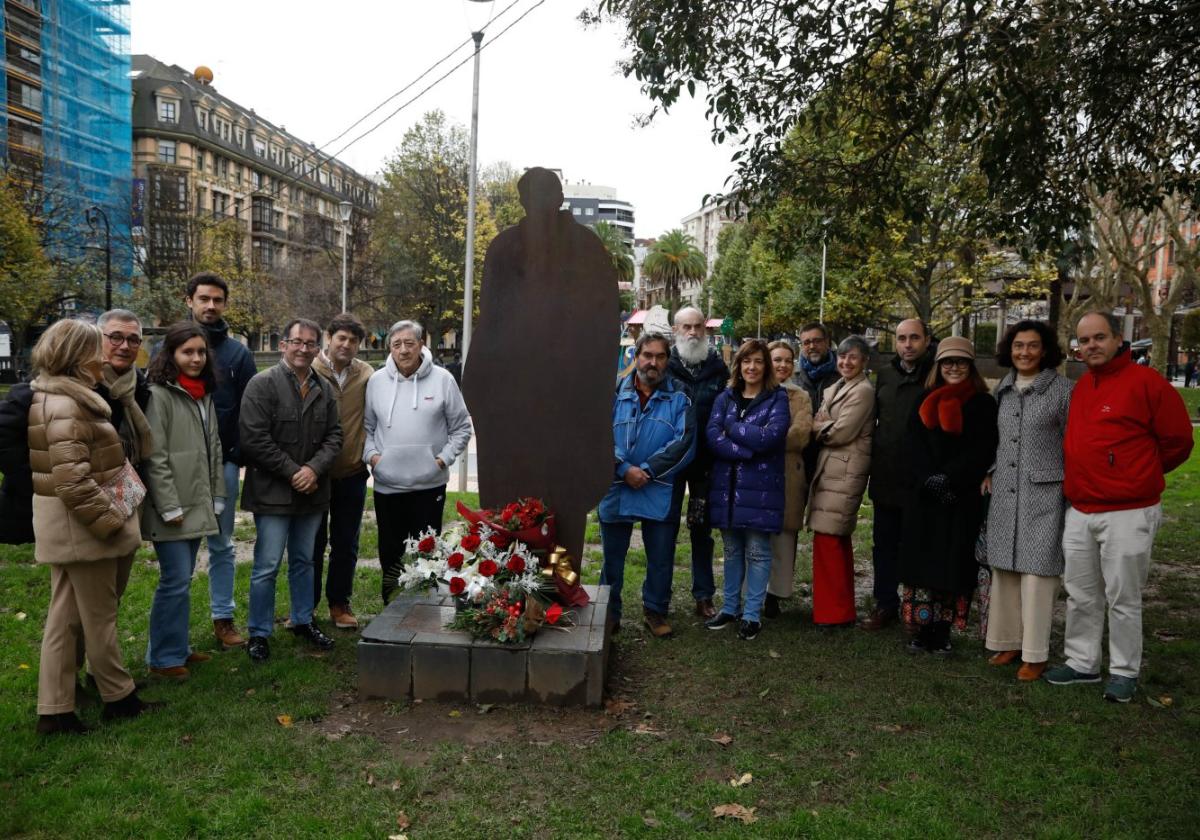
{"left": 845, "top": 750, "right": 859, "bottom": 759}
{"left": 245, "top": 688, "right": 256, "bottom": 697}
{"left": 396, "top": 811, "right": 410, "bottom": 829}
{"left": 1146, "top": 695, "right": 1174, "bottom": 708}
{"left": 1153, "top": 629, "right": 1184, "bottom": 642}
{"left": 713, "top": 803, "right": 757, "bottom": 823}
{"left": 874, "top": 723, "right": 906, "bottom": 733}
{"left": 15, "top": 612, "right": 25, "bottom": 621}
{"left": 17, "top": 664, "right": 29, "bottom": 670}
{"left": 477, "top": 703, "right": 495, "bottom": 714}
{"left": 632, "top": 723, "right": 665, "bottom": 736}
{"left": 387, "top": 835, "right": 408, "bottom": 840}
{"left": 448, "top": 710, "right": 462, "bottom": 718}
{"left": 768, "top": 649, "right": 781, "bottom": 659}
{"left": 390, "top": 780, "right": 403, "bottom": 792}
{"left": 605, "top": 697, "right": 636, "bottom": 715}
{"left": 643, "top": 816, "right": 662, "bottom": 828}
{"left": 707, "top": 733, "right": 734, "bottom": 746}
{"left": 757, "top": 688, "right": 770, "bottom": 699}
{"left": 729, "top": 772, "right": 753, "bottom": 788}
{"left": 180, "top": 735, "right": 193, "bottom": 745}
{"left": 275, "top": 714, "right": 293, "bottom": 727}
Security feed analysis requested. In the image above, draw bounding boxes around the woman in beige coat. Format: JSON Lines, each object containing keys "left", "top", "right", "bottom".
{"left": 806, "top": 335, "right": 876, "bottom": 626}
{"left": 29, "top": 319, "right": 158, "bottom": 735}
{"left": 763, "top": 341, "right": 813, "bottom": 618}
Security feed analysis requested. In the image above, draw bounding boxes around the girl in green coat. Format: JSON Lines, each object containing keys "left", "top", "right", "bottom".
{"left": 143, "top": 322, "right": 224, "bottom": 680}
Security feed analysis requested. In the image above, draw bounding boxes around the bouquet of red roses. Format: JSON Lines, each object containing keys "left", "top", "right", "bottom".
{"left": 456, "top": 497, "right": 556, "bottom": 551}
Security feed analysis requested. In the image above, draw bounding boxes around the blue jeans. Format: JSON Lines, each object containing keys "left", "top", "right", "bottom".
{"left": 673, "top": 473, "right": 715, "bottom": 601}
{"left": 147, "top": 538, "right": 202, "bottom": 668}
{"left": 248, "top": 513, "right": 322, "bottom": 638}
{"left": 206, "top": 461, "right": 240, "bottom": 620}
{"left": 719, "top": 529, "right": 773, "bottom": 623}
{"left": 599, "top": 516, "right": 678, "bottom": 621}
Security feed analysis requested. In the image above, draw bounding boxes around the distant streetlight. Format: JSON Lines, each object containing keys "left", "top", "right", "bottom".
{"left": 459, "top": 0, "right": 494, "bottom": 493}
{"left": 338, "top": 200, "right": 353, "bottom": 312}
{"left": 818, "top": 217, "right": 832, "bottom": 323}
{"left": 85, "top": 206, "right": 112, "bottom": 311}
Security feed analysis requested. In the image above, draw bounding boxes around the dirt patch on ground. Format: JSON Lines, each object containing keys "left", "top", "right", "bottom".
{"left": 312, "top": 691, "right": 621, "bottom": 765}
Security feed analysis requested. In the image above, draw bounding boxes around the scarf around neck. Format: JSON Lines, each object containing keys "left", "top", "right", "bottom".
{"left": 918, "top": 379, "right": 977, "bottom": 436}
{"left": 177, "top": 374, "right": 207, "bottom": 401}
{"left": 799, "top": 352, "right": 837, "bottom": 383}
{"left": 103, "top": 364, "right": 154, "bottom": 461}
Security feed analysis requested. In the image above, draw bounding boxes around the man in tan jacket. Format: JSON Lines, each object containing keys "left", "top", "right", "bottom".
{"left": 311, "top": 313, "right": 374, "bottom": 630}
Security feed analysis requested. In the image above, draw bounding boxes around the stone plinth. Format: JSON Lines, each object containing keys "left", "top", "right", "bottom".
{"left": 358, "top": 585, "right": 611, "bottom": 707}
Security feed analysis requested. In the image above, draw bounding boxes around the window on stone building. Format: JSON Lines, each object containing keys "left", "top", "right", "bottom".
{"left": 158, "top": 99, "right": 178, "bottom": 123}
{"left": 158, "top": 140, "right": 177, "bottom": 164}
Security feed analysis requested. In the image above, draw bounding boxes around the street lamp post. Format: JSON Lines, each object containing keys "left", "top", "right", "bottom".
{"left": 338, "top": 200, "right": 352, "bottom": 312}
{"left": 817, "top": 217, "right": 830, "bottom": 324}
{"left": 459, "top": 0, "right": 493, "bottom": 493}
{"left": 85, "top": 206, "right": 112, "bottom": 311}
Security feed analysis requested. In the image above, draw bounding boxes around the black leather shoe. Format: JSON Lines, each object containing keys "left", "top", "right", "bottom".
{"left": 102, "top": 691, "right": 163, "bottom": 721}
{"left": 247, "top": 636, "right": 271, "bottom": 661}
{"left": 36, "top": 712, "right": 89, "bottom": 735}
{"left": 291, "top": 622, "right": 334, "bottom": 650}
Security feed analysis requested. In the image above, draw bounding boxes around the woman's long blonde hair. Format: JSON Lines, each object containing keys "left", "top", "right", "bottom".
{"left": 31, "top": 319, "right": 102, "bottom": 383}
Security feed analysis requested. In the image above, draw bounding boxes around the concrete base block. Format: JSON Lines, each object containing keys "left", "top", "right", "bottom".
{"left": 358, "top": 641, "right": 411, "bottom": 700}
{"left": 470, "top": 645, "right": 528, "bottom": 704}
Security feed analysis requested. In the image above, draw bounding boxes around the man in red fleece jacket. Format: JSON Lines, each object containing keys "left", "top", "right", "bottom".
{"left": 1045, "top": 312, "right": 1194, "bottom": 703}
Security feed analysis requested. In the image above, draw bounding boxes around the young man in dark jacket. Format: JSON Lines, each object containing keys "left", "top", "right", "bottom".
{"left": 1045, "top": 312, "right": 1193, "bottom": 703}
{"left": 667, "top": 307, "right": 729, "bottom": 618}
{"left": 864, "top": 318, "right": 934, "bottom": 629}
{"left": 0, "top": 381, "right": 35, "bottom": 545}
{"left": 239, "top": 318, "right": 343, "bottom": 662}
{"left": 186, "top": 273, "right": 258, "bottom": 648}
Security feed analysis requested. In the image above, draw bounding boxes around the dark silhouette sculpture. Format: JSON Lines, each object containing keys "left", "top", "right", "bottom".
{"left": 463, "top": 168, "right": 619, "bottom": 569}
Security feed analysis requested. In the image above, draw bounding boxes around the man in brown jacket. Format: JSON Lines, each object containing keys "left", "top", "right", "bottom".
{"left": 311, "top": 314, "right": 374, "bottom": 630}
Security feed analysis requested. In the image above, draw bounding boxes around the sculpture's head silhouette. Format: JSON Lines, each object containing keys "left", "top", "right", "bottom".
{"left": 518, "top": 167, "right": 565, "bottom": 219}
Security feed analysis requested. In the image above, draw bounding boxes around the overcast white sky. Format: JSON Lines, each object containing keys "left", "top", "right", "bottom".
{"left": 128, "top": 0, "right": 734, "bottom": 236}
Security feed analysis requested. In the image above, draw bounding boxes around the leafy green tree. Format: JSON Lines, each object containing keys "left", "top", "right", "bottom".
{"left": 642, "top": 228, "right": 705, "bottom": 311}
{"left": 373, "top": 111, "right": 498, "bottom": 346}
{"left": 0, "top": 177, "right": 53, "bottom": 354}
{"left": 592, "top": 221, "right": 634, "bottom": 286}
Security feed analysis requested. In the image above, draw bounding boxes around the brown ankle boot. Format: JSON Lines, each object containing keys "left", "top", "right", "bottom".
{"left": 213, "top": 619, "right": 246, "bottom": 649}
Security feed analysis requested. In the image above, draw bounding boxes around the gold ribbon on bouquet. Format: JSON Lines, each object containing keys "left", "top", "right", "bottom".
{"left": 540, "top": 546, "right": 579, "bottom": 587}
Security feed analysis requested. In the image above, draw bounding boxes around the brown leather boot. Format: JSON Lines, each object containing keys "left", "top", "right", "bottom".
{"left": 1017, "top": 661, "right": 1047, "bottom": 682}
{"left": 213, "top": 619, "right": 246, "bottom": 649}
{"left": 149, "top": 665, "right": 189, "bottom": 682}
{"left": 330, "top": 604, "right": 359, "bottom": 630}
{"left": 694, "top": 598, "right": 716, "bottom": 619}
{"left": 988, "top": 650, "right": 1021, "bottom": 666}
{"left": 643, "top": 608, "right": 673, "bottom": 638}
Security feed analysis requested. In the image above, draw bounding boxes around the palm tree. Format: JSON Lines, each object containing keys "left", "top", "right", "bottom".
{"left": 642, "top": 228, "right": 706, "bottom": 309}
{"left": 592, "top": 221, "right": 634, "bottom": 286}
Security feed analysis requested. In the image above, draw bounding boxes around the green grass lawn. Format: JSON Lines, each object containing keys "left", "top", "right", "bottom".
{"left": 2, "top": 456, "right": 1199, "bottom": 837}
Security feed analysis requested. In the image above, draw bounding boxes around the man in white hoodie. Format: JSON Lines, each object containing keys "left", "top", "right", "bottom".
{"left": 364, "top": 320, "right": 472, "bottom": 603}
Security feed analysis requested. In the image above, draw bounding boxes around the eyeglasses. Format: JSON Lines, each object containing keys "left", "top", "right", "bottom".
{"left": 939, "top": 358, "right": 971, "bottom": 369}
{"left": 284, "top": 339, "right": 319, "bottom": 351}
{"left": 800, "top": 338, "right": 826, "bottom": 347}
{"left": 103, "top": 332, "right": 143, "bottom": 348}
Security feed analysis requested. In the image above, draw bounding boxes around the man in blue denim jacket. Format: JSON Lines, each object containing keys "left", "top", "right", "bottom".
{"left": 599, "top": 332, "right": 695, "bottom": 638}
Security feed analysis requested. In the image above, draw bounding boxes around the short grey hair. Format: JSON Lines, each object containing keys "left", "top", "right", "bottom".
{"left": 387, "top": 320, "right": 424, "bottom": 344}
{"left": 97, "top": 309, "right": 142, "bottom": 332}
{"left": 837, "top": 334, "right": 870, "bottom": 359}
{"left": 635, "top": 330, "right": 671, "bottom": 356}
{"left": 672, "top": 306, "right": 704, "bottom": 326}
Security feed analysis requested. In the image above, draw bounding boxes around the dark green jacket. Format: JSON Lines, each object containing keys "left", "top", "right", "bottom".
{"left": 140, "top": 382, "right": 224, "bottom": 542}
{"left": 239, "top": 361, "right": 343, "bottom": 516}
{"left": 868, "top": 348, "right": 935, "bottom": 507}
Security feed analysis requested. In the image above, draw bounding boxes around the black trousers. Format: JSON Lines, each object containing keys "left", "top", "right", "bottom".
{"left": 312, "top": 471, "right": 369, "bottom": 610}
{"left": 871, "top": 503, "right": 904, "bottom": 612}
{"left": 376, "top": 485, "right": 446, "bottom": 604}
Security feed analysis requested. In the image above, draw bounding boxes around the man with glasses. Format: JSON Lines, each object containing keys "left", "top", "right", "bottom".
{"left": 666, "top": 306, "right": 729, "bottom": 619}
{"left": 239, "top": 319, "right": 343, "bottom": 661}
{"left": 864, "top": 318, "right": 935, "bottom": 631}
{"left": 794, "top": 322, "right": 840, "bottom": 413}
{"left": 185, "top": 273, "right": 258, "bottom": 650}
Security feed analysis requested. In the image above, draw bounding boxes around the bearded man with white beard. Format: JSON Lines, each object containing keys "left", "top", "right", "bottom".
{"left": 666, "top": 307, "right": 731, "bottom": 619}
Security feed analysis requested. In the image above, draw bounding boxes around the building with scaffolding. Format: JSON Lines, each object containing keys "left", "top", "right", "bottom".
{"left": 2, "top": 0, "right": 132, "bottom": 276}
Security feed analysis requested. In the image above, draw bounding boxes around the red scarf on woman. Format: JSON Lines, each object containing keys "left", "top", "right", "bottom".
{"left": 177, "top": 374, "right": 207, "bottom": 401}
{"left": 918, "top": 379, "right": 977, "bottom": 435}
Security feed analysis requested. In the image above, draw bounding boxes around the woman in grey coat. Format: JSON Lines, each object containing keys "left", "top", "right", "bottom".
{"left": 982, "top": 321, "right": 1072, "bottom": 681}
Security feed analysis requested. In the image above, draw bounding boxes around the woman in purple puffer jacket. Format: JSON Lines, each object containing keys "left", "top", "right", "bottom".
{"left": 704, "top": 339, "right": 791, "bottom": 640}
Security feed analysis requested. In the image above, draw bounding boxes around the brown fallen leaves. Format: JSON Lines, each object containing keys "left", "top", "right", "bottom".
{"left": 729, "top": 772, "right": 753, "bottom": 788}
{"left": 275, "top": 714, "right": 293, "bottom": 727}
{"left": 605, "top": 697, "right": 637, "bottom": 715}
{"left": 707, "top": 733, "right": 734, "bottom": 746}
{"left": 713, "top": 803, "right": 758, "bottom": 823}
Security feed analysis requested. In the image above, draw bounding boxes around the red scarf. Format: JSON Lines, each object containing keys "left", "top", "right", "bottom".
{"left": 177, "top": 374, "right": 207, "bottom": 401}
{"left": 918, "top": 379, "right": 977, "bottom": 436}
